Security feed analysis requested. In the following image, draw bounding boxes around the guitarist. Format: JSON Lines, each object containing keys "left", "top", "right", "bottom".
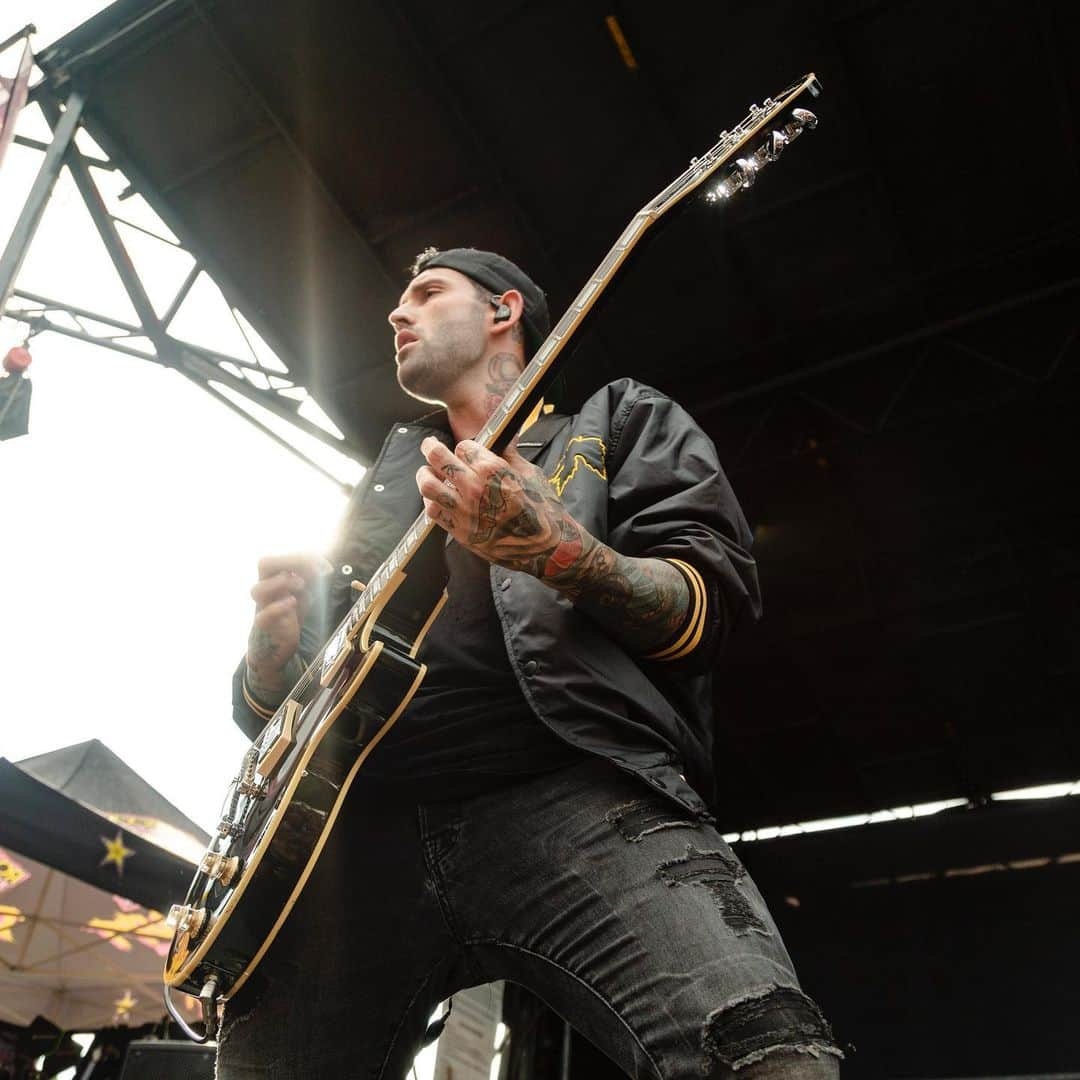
{"left": 223, "top": 248, "right": 842, "bottom": 1078}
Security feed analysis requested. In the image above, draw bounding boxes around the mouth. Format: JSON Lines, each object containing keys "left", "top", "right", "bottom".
{"left": 395, "top": 330, "right": 419, "bottom": 354}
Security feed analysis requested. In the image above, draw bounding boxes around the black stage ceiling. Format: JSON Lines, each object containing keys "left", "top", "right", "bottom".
{"left": 33, "top": 0, "right": 1080, "bottom": 828}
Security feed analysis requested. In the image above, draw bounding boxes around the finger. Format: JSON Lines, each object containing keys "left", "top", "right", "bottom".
{"left": 256, "top": 553, "right": 332, "bottom": 583}
{"left": 421, "top": 436, "right": 475, "bottom": 480}
{"left": 252, "top": 594, "right": 298, "bottom": 629}
{"left": 501, "top": 444, "right": 550, "bottom": 494}
{"left": 423, "top": 497, "right": 456, "bottom": 533}
{"left": 415, "top": 464, "right": 462, "bottom": 507}
{"left": 455, "top": 439, "right": 507, "bottom": 475}
{"left": 251, "top": 570, "right": 308, "bottom": 607}
{"left": 502, "top": 442, "right": 529, "bottom": 469}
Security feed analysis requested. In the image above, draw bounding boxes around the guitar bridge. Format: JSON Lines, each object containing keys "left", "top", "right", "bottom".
{"left": 255, "top": 699, "right": 300, "bottom": 779}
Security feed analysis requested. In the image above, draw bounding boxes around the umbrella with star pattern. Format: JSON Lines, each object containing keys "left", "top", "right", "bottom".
{"left": 0, "top": 743, "right": 208, "bottom": 1030}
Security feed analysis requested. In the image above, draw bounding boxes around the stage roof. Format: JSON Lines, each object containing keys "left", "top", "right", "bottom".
{"left": 31, "top": 0, "right": 1080, "bottom": 828}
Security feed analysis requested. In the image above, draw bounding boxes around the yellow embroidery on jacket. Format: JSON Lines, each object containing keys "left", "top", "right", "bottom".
{"left": 548, "top": 435, "right": 608, "bottom": 496}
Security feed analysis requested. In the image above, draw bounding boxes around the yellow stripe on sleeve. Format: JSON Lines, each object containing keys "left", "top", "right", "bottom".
{"left": 644, "top": 558, "right": 708, "bottom": 661}
{"left": 242, "top": 674, "right": 278, "bottom": 721}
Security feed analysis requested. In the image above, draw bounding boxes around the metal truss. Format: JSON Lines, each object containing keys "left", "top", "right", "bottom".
{"left": 708, "top": 277, "right": 1080, "bottom": 475}
{"left": 0, "top": 84, "right": 359, "bottom": 492}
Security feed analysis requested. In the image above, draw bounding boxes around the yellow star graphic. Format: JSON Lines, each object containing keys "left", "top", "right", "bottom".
{"left": 114, "top": 989, "right": 137, "bottom": 1019}
{"left": 0, "top": 905, "right": 22, "bottom": 944}
{"left": 100, "top": 831, "right": 135, "bottom": 876}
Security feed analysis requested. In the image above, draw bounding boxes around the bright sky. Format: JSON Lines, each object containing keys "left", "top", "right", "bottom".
{"left": 0, "top": 1, "right": 364, "bottom": 835}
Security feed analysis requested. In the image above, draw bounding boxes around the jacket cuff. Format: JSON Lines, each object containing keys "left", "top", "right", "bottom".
{"left": 241, "top": 668, "right": 281, "bottom": 721}
{"left": 643, "top": 558, "right": 708, "bottom": 662}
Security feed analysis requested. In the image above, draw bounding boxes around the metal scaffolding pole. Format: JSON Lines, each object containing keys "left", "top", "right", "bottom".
{"left": 1, "top": 89, "right": 360, "bottom": 485}
{"left": 0, "top": 91, "right": 84, "bottom": 311}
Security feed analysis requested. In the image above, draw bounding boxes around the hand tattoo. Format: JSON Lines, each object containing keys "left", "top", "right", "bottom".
{"left": 248, "top": 628, "right": 278, "bottom": 666}
{"left": 420, "top": 437, "right": 691, "bottom": 655}
{"left": 467, "top": 461, "right": 690, "bottom": 653}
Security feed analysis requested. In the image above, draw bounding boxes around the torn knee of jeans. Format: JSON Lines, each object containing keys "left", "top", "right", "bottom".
{"left": 702, "top": 985, "right": 843, "bottom": 1073}
{"left": 657, "top": 845, "right": 769, "bottom": 936}
{"left": 605, "top": 798, "right": 700, "bottom": 843}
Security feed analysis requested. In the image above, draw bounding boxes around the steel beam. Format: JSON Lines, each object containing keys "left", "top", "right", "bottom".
{"left": 13, "top": 133, "right": 114, "bottom": 169}
{"left": 10, "top": 288, "right": 285, "bottom": 376}
{"left": 30, "top": 94, "right": 361, "bottom": 466}
{"left": 195, "top": 380, "right": 353, "bottom": 495}
{"left": 10, "top": 311, "right": 157, "bottom": 361}
{"left": 71, "top": 110, "right": 306, "bottom": 398}
{"left": 0, "top": 24, "right": 35, "bottom": 54}
{"left": 11, "top": 287, "right": 141, "bottom": 333}
{"left": 697, "top": 276, "right": 1080, "bottom": 414}
{"left": 6, "top": 307, "right": 352, "bottom": 490}
{"left": 0, "top": 91, "right": 85, "bottom": 310}
{"left": 161, "top": 262, "right": 201, "bottom": 326}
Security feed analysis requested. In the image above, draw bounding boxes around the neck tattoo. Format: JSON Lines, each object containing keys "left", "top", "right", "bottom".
{"left": 481, "top": 352, "right": 523, "bottom": 419}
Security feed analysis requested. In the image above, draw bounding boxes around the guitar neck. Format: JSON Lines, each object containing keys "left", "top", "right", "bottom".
{"left": 298, "top": 71, "right": 822, "bottom": 694}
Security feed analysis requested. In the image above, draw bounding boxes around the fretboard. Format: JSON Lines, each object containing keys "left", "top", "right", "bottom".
{"left": 295, "top": 71, "right": 821, "bottom": 698}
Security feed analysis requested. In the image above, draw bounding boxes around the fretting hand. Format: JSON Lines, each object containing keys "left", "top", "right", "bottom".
{"left": 417, "top": 437, "right": 582, "bottom": 578}
{"left": 417, "top": 436, "right": 693, "bottom": 655}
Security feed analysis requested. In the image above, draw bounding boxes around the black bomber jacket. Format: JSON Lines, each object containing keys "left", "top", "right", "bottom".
{"left": 233, "top": 378, "right": 761, "bottom": 816}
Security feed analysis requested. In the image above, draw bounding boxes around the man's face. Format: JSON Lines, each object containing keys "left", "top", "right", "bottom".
{"left": 388, "top": 268, "right": 488, "bottom": 404}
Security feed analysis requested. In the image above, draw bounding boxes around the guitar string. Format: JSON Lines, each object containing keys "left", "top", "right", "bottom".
{"left": 256, "top": 78, "right": 812, "bottom": 729}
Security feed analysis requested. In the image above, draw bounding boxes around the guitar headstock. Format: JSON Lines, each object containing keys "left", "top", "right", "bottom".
{"left": 472, "top": 74, "right": 822, "bottom": 452}
{"left": 645, "top": 73, "right": 822, "bottom": 218}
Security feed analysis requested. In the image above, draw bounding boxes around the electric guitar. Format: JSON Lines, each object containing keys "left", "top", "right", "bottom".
{"left": 163, "top": 73, "right": 822, "bottom": 1041}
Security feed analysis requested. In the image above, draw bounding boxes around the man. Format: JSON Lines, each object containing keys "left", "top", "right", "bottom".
{"left": 220, "top": 249, "right": 842, "bottom": 1078}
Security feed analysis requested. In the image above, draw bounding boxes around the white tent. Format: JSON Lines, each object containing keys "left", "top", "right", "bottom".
{"left": 0, "top": 741, "right": 207, "bottom": 1030}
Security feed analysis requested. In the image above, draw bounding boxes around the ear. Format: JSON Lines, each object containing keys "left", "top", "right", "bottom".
{"left": 490, "top": 288, "right": 526, "bottom": 342}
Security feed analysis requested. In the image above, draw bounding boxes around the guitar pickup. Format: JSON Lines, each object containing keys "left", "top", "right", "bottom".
{"left": 255, "top": 699, "right": 299, "bottom": 779}
{"left": 320, "top": 625, "right": 354, "bottom": 686}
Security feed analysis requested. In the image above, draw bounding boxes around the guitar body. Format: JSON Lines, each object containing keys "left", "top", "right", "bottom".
{"left": 164, "top": 534, "right": 448, "bottom": 1006}
{"left": 164, "top": 72, "right": 822, "bottom": 1039}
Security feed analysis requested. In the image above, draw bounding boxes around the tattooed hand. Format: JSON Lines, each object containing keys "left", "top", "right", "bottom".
{"left": 245, "top": 553, "right": 330, "bottom": 702}
{"left": 417, "top": 437, "right": 692, "bottom": 654}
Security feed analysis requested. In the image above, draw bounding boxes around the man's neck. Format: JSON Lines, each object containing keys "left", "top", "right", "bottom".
{"left": 444, "top": 348, "right": 525, "bottom": 442}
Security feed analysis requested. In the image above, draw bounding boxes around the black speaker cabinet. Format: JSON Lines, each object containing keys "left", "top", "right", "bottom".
{"left": 120, "top": 1039, "right": 215, "bottom": 1079}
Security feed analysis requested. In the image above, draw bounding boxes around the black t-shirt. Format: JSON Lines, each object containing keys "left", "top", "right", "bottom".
{"left": 362, "top": 540, "right": 579, "bottom": 797}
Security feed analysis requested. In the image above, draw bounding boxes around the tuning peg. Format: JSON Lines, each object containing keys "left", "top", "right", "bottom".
{"left": 764, "top": 130, "right": 788, "bottom": 161}
{"left": 732, "top": 158, "right": 758, "bottom": 188}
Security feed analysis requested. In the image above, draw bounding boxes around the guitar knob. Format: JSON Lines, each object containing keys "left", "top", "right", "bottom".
{"left": 791, "top": 107, "right": 818, "bottom": 130}
{"left": 200, "top": 851, "right": 242, "bottom": 886}
{"left": 166, "top": 904, "right": 207, "bottom": 939}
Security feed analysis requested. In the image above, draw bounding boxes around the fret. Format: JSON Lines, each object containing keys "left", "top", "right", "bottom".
{"left": 554, "top": 310, "right": 576, "bottom": 337}
{"left": 532, "top": 339, "right": 557, "bottom": 366}
{"left": 575, "top": 279, "right": 600, "bottom": 310}
{"left": 617, "top": 213, "right": 649, "bottom": 249}
{"left": 594, "top": 246, "right": 622, "bottom": 282}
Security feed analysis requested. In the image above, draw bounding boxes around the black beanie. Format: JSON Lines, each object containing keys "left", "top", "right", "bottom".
{"left": 412, "top": 247, "right": 551, "bottom": 358}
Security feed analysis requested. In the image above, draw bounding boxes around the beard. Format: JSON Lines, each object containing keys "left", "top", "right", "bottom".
{"left": 395, "top": 311, "right": 487, "bottom": 405}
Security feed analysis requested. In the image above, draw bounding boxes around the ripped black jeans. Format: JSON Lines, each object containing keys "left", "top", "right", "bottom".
{"left": 215, "top": 758, "right": 841, "bottom": 1079}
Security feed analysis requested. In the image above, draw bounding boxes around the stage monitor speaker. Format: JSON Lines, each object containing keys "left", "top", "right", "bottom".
{"left": 120, "top": 1039, "right": 215, "bottom": 1079}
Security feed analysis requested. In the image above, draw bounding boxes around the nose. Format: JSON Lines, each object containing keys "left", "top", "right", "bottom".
{"left": 388, "top": 303, "right": 413, "bottom": 331}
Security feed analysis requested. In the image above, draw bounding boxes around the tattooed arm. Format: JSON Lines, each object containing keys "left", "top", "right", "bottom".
{"left": 417, "top": 437, "right": 691, "bottom": 656}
